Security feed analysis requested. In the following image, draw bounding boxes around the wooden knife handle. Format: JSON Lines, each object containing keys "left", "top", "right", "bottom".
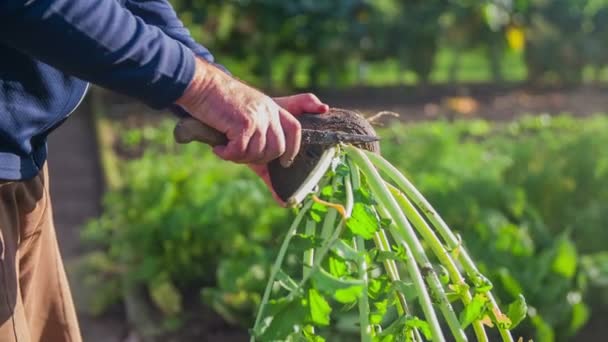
{"left": 173, "top": 117, "right": 228, "bottom": 146}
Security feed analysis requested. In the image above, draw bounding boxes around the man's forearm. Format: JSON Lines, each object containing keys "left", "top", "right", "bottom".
{"left": 0, "top": 0, "right": 195, "bottom": 108}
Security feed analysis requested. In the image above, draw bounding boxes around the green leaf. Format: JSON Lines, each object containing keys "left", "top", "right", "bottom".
{"left": 308, "top": 288, "right": 331, "bottom": 326}
{"left": 447, "top": 282, "right": 470, "bottom": 303}
{"left": 148, "top": 274, "right": 182, "bottom": 316}
{"left": 346, "top": 203, "right": 379, "bottom": 239}
{"left": 393, "top": 245, "right": 409, "bottom": 261}
{"left": 392, "top": 281, "right": 418, "bottom": 302}
{"left": 552, "top": 236, "right": 578, "bottom": 278}
{"left": 334, "top": 286, "right": 364, "bottom": 304}
{"left": 302, "top": 325, "right": 326, "bottom": 342}
{"left": 405, "top": 317, "right": 432, "bottom": 340}
{"left": 530, "top": 310, "right": 555, "bottom": 342}
{"left": 375, "top": 251, "right": 401, "bottom": 263}
{"left": 459, "top": 293, "right": 489, "bottom": 329}
{"left": 335, "top": 162, "right": 350, "bottom": 177}
{"left": 328, "top": 255, "right": 349, "bottom": 278}
{"left": 581, "top": 252, "right": 608, "bottom": 286}
{"left": 506, "top": 294, "right": 527, "bottom": 329}
{"left": 309, "top": 202, "right": 328, "bottom": 223}
{"left": 497, "top": 268, "right": 524, "bottom": 297}
{"left": 258, "top": 296, "right": 308, "bottom": 340}
{"left": 331, "top": 239, "right": 364, "bottom": 262}
{"left": 320, "top": 184, "right": 334, "bottom": 197}
{"left": 368, "top": 276, "right": 390, "bottom": 299}
{"left": 379, "top": 218, "right": 392, "bottom": 228}
{"left": 311, "top": 267, "right": 363, "bottom": 304}
{"left": 291, "top": 234, "right": 323, "bottom": 252}
{"left": 376, "top": 315, "right": 407, "bottom": 340}
{"left": 370, "top": 299, "right": 389, "bottom": 325}
{"left": 472, "top": 274, "right": 493, "bottom": 293}
{"left": 569, "top": 302, "right": 589, "bottom": 334}
{"left": 377, "top": 315, "right": 431, "bottom": 341}
{"left": 354, "top": 187, "right": 376, "bottom": 205}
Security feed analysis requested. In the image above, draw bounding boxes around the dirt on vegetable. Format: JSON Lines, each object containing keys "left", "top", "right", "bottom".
{"left": 269, "top": 108, "right": 381, "bottom": 202}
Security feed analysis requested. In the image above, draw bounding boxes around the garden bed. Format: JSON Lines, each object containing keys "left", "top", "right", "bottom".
{"left": 85, "top": 90, "right": 608, "bottom": 341}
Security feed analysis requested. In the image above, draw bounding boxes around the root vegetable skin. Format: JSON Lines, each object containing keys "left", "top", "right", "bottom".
{"left": 269, "top": 108, "right": 380, "bottom": 202}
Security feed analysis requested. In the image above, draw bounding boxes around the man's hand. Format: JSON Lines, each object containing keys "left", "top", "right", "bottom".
{"left": 176, "top": 58, "right": 325, "bottom": 167}
{"left": 249, "top": 94, "right": 329, "bottom": 204}
{"left": 175, "top": 58, "right": 329, "bottom": 204}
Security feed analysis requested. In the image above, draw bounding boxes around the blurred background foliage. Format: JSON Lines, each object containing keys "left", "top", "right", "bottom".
{"left": 170, "top": 0, "right": 608, "bottom": 89}
{"left": 85, "top": 116, "right": 608, "bottom": 341}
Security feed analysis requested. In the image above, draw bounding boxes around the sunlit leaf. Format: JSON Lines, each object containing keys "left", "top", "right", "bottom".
{"left": 370, "top": 299, "right": 389, "bottom": 325}
{"left": 529, "top": 310, "right": 555, "bottom": 342}
{"left": 569, "top": 302, "right": 589, "bottom": 334}
{"left": 368, "top": 276, "right": 390, "bottom": 299}
{"left": 302, "top": 325, "right": 326, "bottom": 342}
{"left": 311, "top": 267, "right": 363, "bottom": 304}
{"left": 320, "top": 184, "right": 334, "bottom": 197}
{"left": 405, "top": 316, "right": 432, "bottom": 340}
{"left": 308, "top": 288, "right": 331, "bottom": 326}
{"left": 506, "top": 294, "right": 527, "bottom": 329}
{"left": 552, "top": 236, "right": 577, "bottom": 279}
{"left": 460, "top": 293, "right": 489, "bottom": 329}
{"left": 346, "top": 203, "right": 380, "bottom": 239}
{"left": 309, "top": 202, "right": 328, "bottom": 223}
{"left": 497, "top": 268, "right": 524, "bottom": 297}
{"left": 328, "top": 255, "right": 349, "bottom": 278}
{"left": 258, "top": 296, "right": 307, "bottom": 340}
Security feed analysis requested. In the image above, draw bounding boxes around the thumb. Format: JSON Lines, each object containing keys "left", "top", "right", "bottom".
{"left": 276, "top": 93, "right": 329, "bottom": 115}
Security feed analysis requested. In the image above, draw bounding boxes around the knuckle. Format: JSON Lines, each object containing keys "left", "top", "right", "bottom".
{"left": 241, "top": 115, "right": 255, "bottom": 131}
{"left": 304, "top": 93, "right": 317, "bottom": 101}
{"left": 289, "top": 118, "right": 301, "bottom": 131}
{"left": 234, "top": 140, "right": 248, "bottom": 156}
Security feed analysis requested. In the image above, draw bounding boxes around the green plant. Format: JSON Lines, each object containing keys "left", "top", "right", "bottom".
{"left": 85, "top": 115, "right": 608, "bottom": 341}
{"left": 250, "top": 145, "right": 526, "bottom": 341}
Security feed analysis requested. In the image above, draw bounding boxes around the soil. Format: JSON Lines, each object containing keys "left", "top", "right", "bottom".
{"left": 311, "top": 83, "right": 608, "bottom": 122}
{"left": 50, "top": 84, "right": 608, "bottom": 342}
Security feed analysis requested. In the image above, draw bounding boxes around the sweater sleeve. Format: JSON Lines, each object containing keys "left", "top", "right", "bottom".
{"left": 124, "top": 0, "right": 230, "bottom": 74}
{"left": 0, "top": 0, "right": 196, "bottom": 109}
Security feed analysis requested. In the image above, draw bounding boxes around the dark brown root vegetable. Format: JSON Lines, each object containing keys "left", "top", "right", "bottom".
{"left": 269, "top": 108, "right": 380, "bottom": 202}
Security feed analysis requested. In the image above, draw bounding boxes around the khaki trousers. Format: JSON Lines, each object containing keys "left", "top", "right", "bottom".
{"left": 0, "top": 166, "right": 81, "bottom": 342}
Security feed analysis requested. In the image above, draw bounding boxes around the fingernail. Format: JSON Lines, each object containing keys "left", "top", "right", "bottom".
{"left": 281, "top": 159, "right": 294, "bottom": 168}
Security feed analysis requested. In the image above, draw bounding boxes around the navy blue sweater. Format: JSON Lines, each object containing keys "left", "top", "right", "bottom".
{"left": 0, "top": 0, "right": 218, "bottom": 180}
